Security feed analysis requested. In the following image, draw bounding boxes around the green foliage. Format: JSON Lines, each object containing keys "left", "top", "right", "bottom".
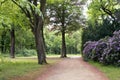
{"left": 12, "top": 0, "right": 43, "bottom": 20}
{"left": 46, "top": 0, "right": 82, "bottom": 32}
{"left": 16, "top": 49, "right": 36, "bottom": 57}
{"left": 44, "top": 29, "right": 61, "bottom": 54}
{"left": 72, "top": 29, "right": 83, "bottom": 53}
{"left": 0, "top": 0, "right": 30, "bottom": 54}
{"left": 82, "top": 19, "right": 115, "bottom": 51}
{"left": 47, "top": 0, "right": 65, "bottom": 4}
{"left": 0, "top": 30, "right": 10, "bottom": 53}
{"left": 44, "top": 25, "right": 82, "bottom": 55}
{"left": 46, "top": 0, "right": 82, "bottom": 56}
{"left": 44, "top": 28, "right": 81, "bottom": 54}
{"left": 15, "top": 28, "right": 35, "bottom": 50}
{"left": 87, "top": 0, "right": 120, "bottom": 25}
{"left": 0, "top": 27, "right": 35, "bottom": 55}
{"left": 0, "top": 0, "right": 35, "bottom": 55}
{"left": 0, "top": 53, "right": 4, "bottom": 63}
{"left": 0, "top": 0, "right": 28, "bottom": 29}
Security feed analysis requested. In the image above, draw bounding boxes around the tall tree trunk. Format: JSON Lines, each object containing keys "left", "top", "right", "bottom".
{"left": 32, "top": 17, "right": 47, "bottom": 64}
{"left": 1, "top": 35, "right": 5, "bottom": 53}
{"left": 33, "top": 0, "right": 47, "bottom": 64}
{"left": 1, "top": 31, "right": 6, "bottom": 53}
{"left": 61, "top": 2, "right": 67, "bottom": 58}
{"left": 61, "top": 28, "right": 67, "bottom": 58}
{"left": 10, "top": 28, "right": 15, "bottom": 58}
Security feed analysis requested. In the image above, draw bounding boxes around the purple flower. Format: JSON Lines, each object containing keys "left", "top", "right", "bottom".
{"left": 83, "top": 30, "right": 120, "bottom": 65}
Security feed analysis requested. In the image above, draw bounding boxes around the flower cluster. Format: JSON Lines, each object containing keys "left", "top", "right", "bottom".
{"left": 83, "top": 30, "right": 120, "bottom": 66}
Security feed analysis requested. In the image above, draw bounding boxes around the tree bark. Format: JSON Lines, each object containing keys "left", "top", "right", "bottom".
{"left": 1, "top": 31, "right": 6, "bottom": 53}
{"left": 10, "top": 28, "right": 15, "bottom": 58}
{"left": 32, "top": 17, "right": 47, "bottom": 64}
{"left": 61, "top": 28, "right": 67, "bottom": 58}
{"left": 1, "top": 35, "right": 5, "bottom": 53}
{"left": 61, "top": 2, "right": 67, "bottom": 58}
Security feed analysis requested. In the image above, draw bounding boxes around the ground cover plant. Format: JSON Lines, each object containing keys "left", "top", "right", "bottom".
{"left": 83, "top": 30, "right": 120, "bottom": 66}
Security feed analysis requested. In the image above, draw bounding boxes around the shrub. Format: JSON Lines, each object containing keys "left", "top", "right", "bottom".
{"left": 92, "top": 40, "right": 107, "bottom": 61}
{"left": 83, "top": 30, "right": 120, "bottom": 66}
{"left": 83, "top": 41, "right": 96, "bottom": 61}
{"left": 81, "top": 19, "right": 115, "bottom": 52}
{"left": 16, "top": 49, "right": 37, "bottom": 57}
{"left": 100, "top": 31, "right": 120, "bottom": 65}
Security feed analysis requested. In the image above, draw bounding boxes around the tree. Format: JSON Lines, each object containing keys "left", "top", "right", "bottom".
{"left": 0, "top": 0, "right": 29, "bottom": 58}
{"left": 87, "top": 0, "right": 120, "bottom": 25}
{"left": 0, "top": 0, "right": 16, "bottom": 58}
{"left": 12, "top": 0, "right": 47, "bottom": 64}
{"left": 47, "top": 0, "right": 81, "bottom": 57}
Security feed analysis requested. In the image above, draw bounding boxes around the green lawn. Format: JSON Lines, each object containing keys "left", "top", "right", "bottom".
{"left": 90, "top": 61, "right": 120, "bottom": 80}
{"left": 0, "top": 57, "right": 59, "bottom": 80}
{"left": 0, "top": 54, "right": 80, "bottom": 80}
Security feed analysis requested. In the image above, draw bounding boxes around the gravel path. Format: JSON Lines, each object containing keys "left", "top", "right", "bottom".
{"left": 36, "top": 57, "right": 109, "bottom": 80}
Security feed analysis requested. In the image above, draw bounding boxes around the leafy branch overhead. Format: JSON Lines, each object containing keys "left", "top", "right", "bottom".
{"left": 0, "top": 0, "right": 27, "bottom": 29}
{"left": 11, "top": 0, "right": 44, "bottom": 29}
{"left": 88, "top": 0, "right": 120, "bottom": 24}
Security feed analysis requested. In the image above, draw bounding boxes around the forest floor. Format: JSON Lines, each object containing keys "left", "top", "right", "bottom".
{"left": 36, "top": 57, "right": 109, "bottom": 80}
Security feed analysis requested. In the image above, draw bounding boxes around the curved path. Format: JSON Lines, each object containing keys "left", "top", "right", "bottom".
{"left": 36, "top": 57, "right": 109, "bottom": 80}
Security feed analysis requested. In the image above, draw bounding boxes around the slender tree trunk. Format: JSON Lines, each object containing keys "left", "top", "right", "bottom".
{"left": 61, "top": 2, "right": 67, "bottom": 58}
{"left": 1, "top": 31, "right": 6, "bottom": 53}
{"left": 1, "top": 35, "right": 5, "bottom": 53}
{"left": 61, "top": 28, "right": 67, "bottom": 58}
{"left": 10, "top": 28, "right": 15, "bottom": 58}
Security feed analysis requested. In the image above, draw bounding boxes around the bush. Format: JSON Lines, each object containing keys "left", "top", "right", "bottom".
{"left": 83, "top": 30, "right": 120, "bottom": 66}
{"left": 100, "top": 31, "right": 120, "bottom": 65}
{"left": 83, "top": 41, "right": 96, "bottom": 61}
{"left": 81, "top": 19, "right": 115, "bottom": 52}
{"left": 92, "top": 40, "right": 107, "bottom": 61}
{"left": 16, "top": 49, "right": 37, "bottom": 57}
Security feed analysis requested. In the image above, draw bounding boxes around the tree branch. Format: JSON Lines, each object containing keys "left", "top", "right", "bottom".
{"left": 100, "top": 0, "right": 116, "bottom": 21}
{"left": 11, "top": 0, "right": 34, "bottom": 29}
{"left": 101, "top": 5, "right": 115, "bottom": 19}
{"left": 11, "top": 0, "right": 27, "bottom": 16}
{"left": 40, "top": 0, "right": 46, "bottom": 15}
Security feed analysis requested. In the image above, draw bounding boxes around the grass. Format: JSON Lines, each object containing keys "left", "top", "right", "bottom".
{"left": 0, "top": 57, "right": 60, "bottom": 80}
{"left": 0, "top": 54, "right": 80, "bottom": 80}
{"left": 46, "top": 53, "right": 81, "bottom": 57}
{"left": 89, "top": 61, "right": 120, "bottom": 80}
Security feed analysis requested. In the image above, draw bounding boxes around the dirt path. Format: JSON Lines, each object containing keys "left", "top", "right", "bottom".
{"left": 36, "top": 57, "right": 109, "bottom": 80}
